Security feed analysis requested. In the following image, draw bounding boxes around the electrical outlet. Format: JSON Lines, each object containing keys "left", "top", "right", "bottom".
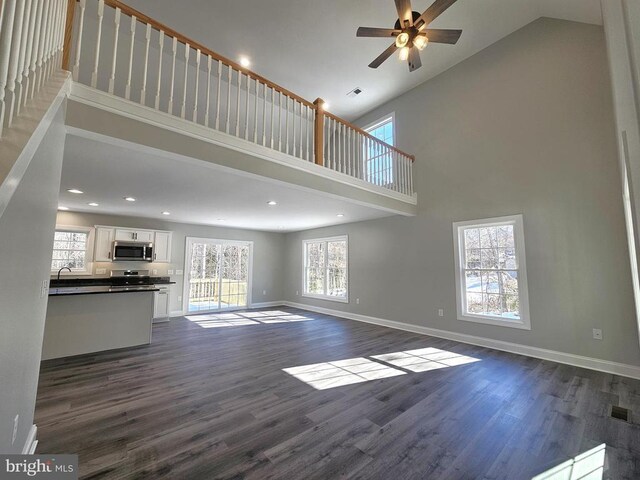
{"left": 12, "top": 414, "right": 19, "bottom": 445}
{"left": 175, "top": 270, "right": 183, "bottom": 275}
{"left": 296, "top": 290, "right": 299, "bottom": 296}
{"left": 177, "top": 296, "right": 182, "bottom": 303}
{"left": 262, "top": 290, "right": 267, "bottom": 295}
{"left": 152, "top": 269, "right": 158, "bottom": 275}
{"left": 438, "top": 309, "right": 444, "bottom": 317}
{"left": 356, "top": 298, "right": 360, "bottom": 304}
{"left": 593, "top": 328, "right": 603, "bottom": 340}
{"left": 96, "top": 268, "right": 107, "bottom": 275}
{"left": 40, "top": 280, "right": 48, "bottom": 298}
{"left": 168, "top": 269, "right": 174, "bottom": 275}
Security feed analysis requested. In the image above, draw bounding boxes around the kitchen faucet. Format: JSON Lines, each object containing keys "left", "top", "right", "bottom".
{"left": 57, "top": 266, "right": 72, "bottom": 280}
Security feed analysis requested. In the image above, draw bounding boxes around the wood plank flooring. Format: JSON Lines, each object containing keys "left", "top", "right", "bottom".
{"left": 35, "top": 307, "right": 640, "bottom": 479}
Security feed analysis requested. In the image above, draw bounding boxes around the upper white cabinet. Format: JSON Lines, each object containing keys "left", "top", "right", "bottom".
{"left": 95, "top": 226, "right": 172, "bottom": 263}
{"left": 94, "top": 227, "right": 115, "bottom": 262}
{"left": 114, "top": 229, "right": 154, "bottom": 243}
{"left": 153, "top": 231, "right": 172, "bottom": 263}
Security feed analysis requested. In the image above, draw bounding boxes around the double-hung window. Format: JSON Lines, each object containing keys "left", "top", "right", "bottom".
{"left": 303, "top": 236, "right": 348, "bottom": 302}
{"left": 453, "top": 215, "right": 530, "bottom": 329}
{"left": 364, "top": 115, "right": 395, "bottom": 186}
{"left": 51, "top": 226, "right": 93, "bottom": 274}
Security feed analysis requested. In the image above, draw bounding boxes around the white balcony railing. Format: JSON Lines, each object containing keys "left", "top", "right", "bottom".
{"left": 0, "top": 0, "right": 69, "bottom": 138}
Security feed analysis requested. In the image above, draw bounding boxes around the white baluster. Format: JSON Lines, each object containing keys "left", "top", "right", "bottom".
{"left": 27, "top": 0, "right": 43, "bottom": 101}
{"left": 306, "top": 106, "right": 311, "bottom": 161}
{"left": 15, "top": 0, "right": 33, "bottom": 116}
{"left": 154, "top": 30, "right": 164, "bottom": 110}
{"left": 35, "top": 0, "right": 51, "bottom": 94}
{"left": 225, "top": 64, "right": 231, "bottom": 133}
{"left": 124, "top": 15, "right": 135, "bottom": 100}
{"left": 285, "top": 95, "right": 289, "bottom": 154}
{"left": 0, "top": 0, "right": 17, "bottom": 137}
{"left": 20, "top": 0, "right": 37, "bottom": 109}
{"left": 5, "top": 0, "right": 25, "bottom": 128}
{"left": 90, "top": 0, "right": 104, "bottom": 88}
{"left": 71, "top": 0, "right": 84, "bottom": 82}
{"left": 214, "top": 59, "right": 221, "bottom": 129}
{"left": 277, "top": 91, "right": 282, "bottom": 151}
{"left": 168, "top": 36, "right": 177, "bottom": 113}
{"left": 270, "top": 87, "right": 275, "bottom": 148}
{"left": 253, "top": 79, "right": 258, "bottom": 143}
{"left": 140, "top": 22, "right": 151, "bottom": 105}
{"left": 107, "top": 7, "right": 120, "bottom": 94}
{"left": 48, "top": 0, "right": 61, "bottom": 78}
{"left": 179, "top": 41, "right": 189, "bottom": 117}
{"left": 204, "top": 55, "right": 211, "bottom": 127}
{"left": 235, "top": 70, "right": 241, "bottom": 136}
{"left": 244, "top": 75, "right": 250, "bottom": 139}
{"left": 262, "top": 82, "right": 266, "bottom": 145}
{"left": 292, "top": 101, "right": 297, "bottom": 157}
{"left": 42, "top": 0, "right": 53, "bottom": 81}
{"left": 192, "top": 48, "right": 200, "bottom": 122}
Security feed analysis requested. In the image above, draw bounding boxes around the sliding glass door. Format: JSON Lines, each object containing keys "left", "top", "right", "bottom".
{"left": 185, "top": 238, "right": 252, "bottom": 313}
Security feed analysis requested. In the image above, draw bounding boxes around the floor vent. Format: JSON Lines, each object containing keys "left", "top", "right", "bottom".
{"left": 611, "top": 405, "right": 630, "bottom": 422}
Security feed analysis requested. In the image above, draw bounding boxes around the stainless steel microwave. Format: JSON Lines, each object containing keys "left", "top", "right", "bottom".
{"left": 112, "top": 241, "right": 154, "bottom": 262}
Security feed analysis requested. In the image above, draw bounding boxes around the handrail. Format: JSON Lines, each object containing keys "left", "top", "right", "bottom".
{"left": 98, "top": 0, "right": 315, "bottom": 109}
{"left": 324, "top": 111, "right": 415, "bottom": 162}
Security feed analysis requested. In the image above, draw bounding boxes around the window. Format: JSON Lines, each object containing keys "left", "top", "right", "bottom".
{"left": 364, "top": 115, "right": 395, "bottom": 186}
{"left": 51, "top": 226, "right": 93, "bottom": 274}
{"left": 303, "top": 236, "right": 348, "bottom": 302}
{"left": 453, "top": 215, "right": 530, "bottom": 329}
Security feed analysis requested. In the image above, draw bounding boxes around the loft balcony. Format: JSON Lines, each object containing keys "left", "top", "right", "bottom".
{"left": 1, "top": 0, "right": 417, "bottom": 219}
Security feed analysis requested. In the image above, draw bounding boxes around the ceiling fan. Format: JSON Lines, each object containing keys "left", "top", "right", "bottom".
{"left": 356, "top": 0, "right": 462, "bottom": 72}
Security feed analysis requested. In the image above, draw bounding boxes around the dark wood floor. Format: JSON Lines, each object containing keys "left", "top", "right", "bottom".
{"left": 35, "top": 307, "right": 640, "bottom": 479}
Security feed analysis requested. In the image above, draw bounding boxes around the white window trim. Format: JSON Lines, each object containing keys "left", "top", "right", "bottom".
{"left": 363, "top": 112, "right": 396, "bottom": 146}
{"left": 452, "top": 214, "right": 531, "bottom": 330}
{"left": 51, "top": 225, "right": 95, "bottom": 276}
{"left": 302, "top": 235, "right": 349, "bottom": 303}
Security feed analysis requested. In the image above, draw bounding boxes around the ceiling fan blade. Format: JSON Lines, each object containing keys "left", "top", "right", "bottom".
{"left": 394, "top": 0, "right": 414, "bottom": 27}
{"left": 408, "top": 46, "right": 422, "bottom": 72}
{"left": 357, "top": 27, "right": 401, "bottom": 38}
{"left": 369, "top": 42, "right": 398, "bottom": 69}
{"left": 414, "top": 0, "right": 458, "bottom": 30}
{"left": 423, "top": 28, "right": 462, "bottom": 44}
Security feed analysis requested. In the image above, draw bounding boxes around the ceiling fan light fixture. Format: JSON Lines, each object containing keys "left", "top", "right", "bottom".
{"left": 413, "top": 34, "right": 428, "bottom": 51}
{"left": 395, "top": 32, "right": 409, "bottom": 48}
{"left": 399, "top": 46, "right": 410, "bottom": 61}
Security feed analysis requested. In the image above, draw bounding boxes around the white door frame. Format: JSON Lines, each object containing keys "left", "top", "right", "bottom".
{"left": 183, "top": 237, "right": 254, "bottom": 315}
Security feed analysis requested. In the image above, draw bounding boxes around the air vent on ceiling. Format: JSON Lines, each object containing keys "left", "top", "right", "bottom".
{"left": 346, "top": 87, "right": 363, "bottom": 98}
{"left": 611, "top": 405, "right": 630, "bottom": 422}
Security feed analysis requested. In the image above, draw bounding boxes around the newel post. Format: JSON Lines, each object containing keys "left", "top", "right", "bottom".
{"left": 62, "top": 0, "right": 76, "bottom": 71}
{"left": 313, "top": 97, "right": 325, "bottom": 166}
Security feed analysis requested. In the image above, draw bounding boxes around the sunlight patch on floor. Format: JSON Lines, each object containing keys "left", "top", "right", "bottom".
{"left": 185, "top": 310, "right": 313, "bottom": 328}
{"left": 372, "top": 347, "right": 480, "bottom": 372}
{"left": 282, "top": 357, "right": 406, "bottom": 390}
{"left": 531, "top": 443, "right": 606, "bottom": 480}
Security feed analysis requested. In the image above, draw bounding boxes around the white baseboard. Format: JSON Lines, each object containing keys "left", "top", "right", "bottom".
{"left": 249, "top": 301, "right": 285, "bottom": 309}
{"left": 282, "top": 301, "right": 640, "bottom": 380}
{"left": 21, "top": 425, "right": 37, "bottom": 454}
{"left": 170, "top": 310, "right": 184, "bottom": 318}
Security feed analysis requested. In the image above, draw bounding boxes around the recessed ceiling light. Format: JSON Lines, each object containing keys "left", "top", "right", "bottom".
{"left": 278, "top": 226, "right": 285, "bottom": 229}
{"left": 67, "top": 189, "right": 83, "bottom": 194}
{"left": 88, "top": 202, "right": 99, "bottom": 207}
{"left": 267, "top": 200, "right": 277, "bottom": 206}
{"left": 162, "top": 211, "right": 171, "bottom": 215}
{"left": 337, "top": 213, "right": 345, "bottom": 217}
{"left": 124, "top": 197, "right": 136, "bottom": 202}
{"left": 239, "top": 56, "right": 251, "bottom": 68}
{"left": 217, "top": 218, "right": 226, "bottom": 222}
{"left": 58, "top": 206, "right": 69, "bottom": 211}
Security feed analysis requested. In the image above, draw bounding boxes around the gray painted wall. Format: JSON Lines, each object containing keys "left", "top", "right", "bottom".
{"left": 0, "top": 107, "right": 66, "bottom": 453}
{"left": 284, "top": 18, "right": 640, "bottom": 367}
{"left": 55, "top": 211, "right": 286, "bottom": 312}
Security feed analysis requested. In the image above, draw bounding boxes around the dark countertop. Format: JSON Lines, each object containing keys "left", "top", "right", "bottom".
{"left": 50, "top": 277, "right": 175, "bottom": 288}
{"left": 49, "top": 285, "right": 161, "bottom": 297}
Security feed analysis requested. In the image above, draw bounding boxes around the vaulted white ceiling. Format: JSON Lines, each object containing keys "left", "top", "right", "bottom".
{"left": 126, "top": 0, "right": 602, "bottom": 119}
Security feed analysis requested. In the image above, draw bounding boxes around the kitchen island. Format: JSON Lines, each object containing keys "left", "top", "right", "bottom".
{"left": 42, "top": 285, "right": 159, "bottom": 360}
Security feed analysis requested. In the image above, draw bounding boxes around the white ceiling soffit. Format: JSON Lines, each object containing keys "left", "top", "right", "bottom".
{"left": 125, "top": 0, "right": 602, "bottom": 120}
{"left": 58, "top": 134, "right": 396, "bottom": 231}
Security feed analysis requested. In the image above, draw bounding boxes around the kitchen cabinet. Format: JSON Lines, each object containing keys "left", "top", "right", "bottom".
{"left": 115, "top": 229, "right": 154, "bottom": 243}
{"left": 94, "top": 227, "right": 115, "bottom": 262}
{"left": 153, "top": 231, "right": 172, "bottom": 263}
{"left": 153, "top": 286, "right": 170, "bottom": 322}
